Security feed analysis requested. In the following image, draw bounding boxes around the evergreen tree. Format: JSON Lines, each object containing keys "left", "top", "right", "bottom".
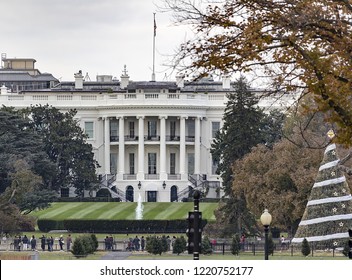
{"left": 301, "top": 238, "right": 311, "bottom": 257}
{"left": 146, "top": 236, "right": 163, "bottom": 255}
{"left": 210, "top": 76, "right": 283, "bottom": 236}
{"left": 292, "top": 143, "right": 352, "bottom": 249}
{"left": 172, "top": 236, "right": 187, "bottom": 255}
{"left": 201, "top": 236, "right": 213, "bottom": 255}
{"left": 29, "top": 105, "right": 100, "bottom": 196}
{"left": 231, "top": 234, "right": 241, "bottom": 255}
{"left": 211, "top": 76, "right": 268, "bottom": 196}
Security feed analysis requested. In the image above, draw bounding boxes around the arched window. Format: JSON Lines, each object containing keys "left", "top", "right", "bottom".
{"left": 126, "top": 186, "right": 134, "bottom": 202}
{"left": 170, "top": 185, "right": 178, "bottom": 202}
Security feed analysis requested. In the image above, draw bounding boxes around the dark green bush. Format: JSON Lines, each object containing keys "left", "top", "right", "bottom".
{"left": 201, "top": 236, "right": 213, "bottom": 255}
{"left": 231, "top": 234, "right": 241, "bottom": 255}
{"left": 146, "top": 236, "right": 164, "bottom": 255}
{"left": 71, "top": 235, "right": 98, "bottom": 258}
{"left": 37, "top": 219, "right": 65, "bottom": 232}
{"left": 301, "top": 238, "right": 311, "bottom": 256}
{"left": 173, "top": 236, "right": 187, "bottom": 255}
{"left": 37, "top": 218, "right": 208, "bottom": 233}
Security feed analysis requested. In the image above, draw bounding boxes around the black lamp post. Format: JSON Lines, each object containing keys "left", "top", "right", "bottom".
{"left": 260, "top": 209, "right": 272, "bottom": 260}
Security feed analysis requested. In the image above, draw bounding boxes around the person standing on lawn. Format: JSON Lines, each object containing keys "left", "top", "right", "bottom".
{"left": 66, "top": 234, "right": 72, "bottom": 251}
{"left": 59, "top": 235, "right": 64, "bottom": 251}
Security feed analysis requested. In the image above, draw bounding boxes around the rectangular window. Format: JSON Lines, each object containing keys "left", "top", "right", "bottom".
{"left": 170, "top": 121, "right": 176, "bottom": 138}
{"left": 188, "top": 153, "right": 194, "bottom": 174}
{"left": 110, "top": 120, "right": 119, "bottom": 141}
{"left": 212, "top": 121, "right": 220, "bottom": 138}
{"left": 212, "top": 157, "right": 219, "bottom": 175}
{"left": 129, "top": 153, "right": 135, "bottom": 175}
{"left": 148, "top": 120, "right": 157, "bottom": 138}
{"left": 170, "top": 153, "right": 176, "bottom": 175}
{"left": 187, "top": 120, "right": 195, "bottom": 137}
{"left": 110, "top": 153, "right": 117, "bottom": 175}
{"left": 148, "top": 153, "right": 157, "bottom": 174}
{"left": 147, "top": 191, "right": 157, "bottom": 202}
{"left": 84, "top": 121, "right": 94, "bottom": 139}
{"left": 129, "top": 121, "right": 135, "bottom": 138}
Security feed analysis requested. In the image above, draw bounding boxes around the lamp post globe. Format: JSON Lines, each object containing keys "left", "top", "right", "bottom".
{"left": 260, "top": 209, "right": 272, "bottom": 260}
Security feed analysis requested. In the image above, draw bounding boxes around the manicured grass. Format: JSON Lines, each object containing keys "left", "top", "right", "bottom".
{"left": 31, "top": 202, "right": 218, "bottom": 221}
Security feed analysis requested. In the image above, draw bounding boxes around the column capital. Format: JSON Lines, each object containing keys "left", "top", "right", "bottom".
{"left": 178, "top": 115, "right": 188, "bottom": 120}
{"left": 116, "top": 116, "right": 125, "bottom": 119}
{"left": 159, "top": 115, "right": 168, "bottom": 120}
{"left": 136, "top": 115, "right": 145, "bottom": 119}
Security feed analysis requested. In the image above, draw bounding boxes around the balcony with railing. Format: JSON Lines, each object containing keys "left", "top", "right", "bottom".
{"left": 110, "top": 135, "right": 119, "bottom": 142}
{"left": 145, "top": 135, "right": 160, "bottom": 141}
{"left": 124, "top": 135, "right": 138, "bottom": 141}
{"left": 166, "top": 135, "right": 180, "bottom": 141}
{"left": 167, "top": 174, "right": 181, "bottom": 180}
{"left": 123, "top": 174, "right": 137, "bottom": 180}
{"left": 185, "top": 136, "right": 195, "bottom": 142}
{"left": 145, "top": 173, "right": 160, "bottom": 180}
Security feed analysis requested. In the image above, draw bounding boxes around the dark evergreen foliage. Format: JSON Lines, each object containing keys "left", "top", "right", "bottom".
{"left": 301, "top": 238, "right": 311, "bottom": 256}
{"left": 210, "top": 77, "right": 284, "bottom": 236}
{"left": 231, "top": 234, "right": 241, "bottom": 255}
{"left": 29, "top": 105, "right": 100, "bottom": 196}
{"left": 201, "top": 236, "right": 213, "bottom": 255}
{"left": 146, "top": 236, "right": 164, "bottom": 255}
{"left": 71, "top": 235, "right": 98, "bottom": 258}
{"left": 172, "top": 236, "right": 187, "bottom": 255}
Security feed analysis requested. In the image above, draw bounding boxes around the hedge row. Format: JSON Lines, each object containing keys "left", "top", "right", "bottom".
{"left": 54, "top": 197, "right": 121, "bottom": 202}
{"left": 37, "top": 219, "right": 209, "bottom": 233}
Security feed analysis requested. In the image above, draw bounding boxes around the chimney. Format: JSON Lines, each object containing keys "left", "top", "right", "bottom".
{"left": 176, "top": 73, "right": 185, "bottom": 88}
{"left": 120, "top": 65, "right": 130, "bottom": 89}
{"left": 222, "top": 74, "right": 231, "bottom": 89}
{"left": 74, "top": 70, "right": 84, "bottom": 90}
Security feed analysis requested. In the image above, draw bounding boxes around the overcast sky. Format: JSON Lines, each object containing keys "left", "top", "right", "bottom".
{"left": 1, "top": 0, "right": 194, "bottom": 82}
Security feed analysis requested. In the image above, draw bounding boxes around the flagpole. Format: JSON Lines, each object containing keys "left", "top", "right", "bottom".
{"left": 152, "top": 12, "right": 156, "bottom": 81}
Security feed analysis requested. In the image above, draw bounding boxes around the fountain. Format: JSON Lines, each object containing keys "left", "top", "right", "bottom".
{"left": 135, "top": 193, "right": 144, "bottom": 220}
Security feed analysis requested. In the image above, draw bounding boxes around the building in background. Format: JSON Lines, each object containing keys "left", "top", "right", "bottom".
{"left": 0, "top": 57, "right": 296, "bottom": 202}
{"left": 0, "top": 54, "right": 59, "bottom": 92}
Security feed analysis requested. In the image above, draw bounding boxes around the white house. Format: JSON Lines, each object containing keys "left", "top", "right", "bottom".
{"left": 0, "top": 58, "right": 296, "bottom": 202}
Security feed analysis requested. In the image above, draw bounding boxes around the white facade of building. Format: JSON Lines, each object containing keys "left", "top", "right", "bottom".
{"left": 0, "top": 67, "right": 296, "bottom": 202}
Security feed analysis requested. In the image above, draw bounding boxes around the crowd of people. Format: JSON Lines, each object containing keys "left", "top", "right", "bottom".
{"left": 1, "top": 233, "right": 73, "bottom": 252}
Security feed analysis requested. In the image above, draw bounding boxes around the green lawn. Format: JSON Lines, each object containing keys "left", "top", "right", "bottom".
{"left": 31, "top": 202, "right": 218, "bottom": 221}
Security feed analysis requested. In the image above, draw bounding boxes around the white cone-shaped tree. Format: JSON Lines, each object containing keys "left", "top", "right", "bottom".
{"left": 291, "top": 143, "right": 352, "bottom": 248}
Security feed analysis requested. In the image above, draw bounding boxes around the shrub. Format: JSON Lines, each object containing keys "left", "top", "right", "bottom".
{"left": 201, "top": 236, "right": 213, "bottom": 255}
{"left": 146, "top": 236, "right": 163, "bottom": 255}
{"left": 231, "top": 234, "right": 241, "bottom": 255}
{"left": 301, "top": 238, "right": 311, "bottom": 256}
{"left": 161, "top": 235, "right": 168, "bottom": 253}
{"left": 71, "top": 235, "right": 98, "bottom": 258}
{"left": 173, "top": 236, "right": 187, "bottom": 255}
{"left": 90, "top": 234, "right": 99, "bottom": 251}
{"left": 71, "top": 238, "right": 86, "bottom": 258}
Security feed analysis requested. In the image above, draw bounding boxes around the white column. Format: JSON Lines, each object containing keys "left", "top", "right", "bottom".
{"left": 159, "top": 115, "right": 167, "bottom": 180}
{"left": 137, "top": 116, "right": 145, "bottom": 180}
{"left": 104, "top": 117, "right": 110, "bottom": 174}
{"left": 179, "top": 116, "right": 187, "bottom": 180}
{"left": 118, "top": 116, "right": 125, "bottom": 180}
{"left": 194, "top": 117, "right": 201, "bottom": 175}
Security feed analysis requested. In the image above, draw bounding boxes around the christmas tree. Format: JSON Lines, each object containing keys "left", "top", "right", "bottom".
{"left": 291, "top": 143, "right": 352, "bottom": 249}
